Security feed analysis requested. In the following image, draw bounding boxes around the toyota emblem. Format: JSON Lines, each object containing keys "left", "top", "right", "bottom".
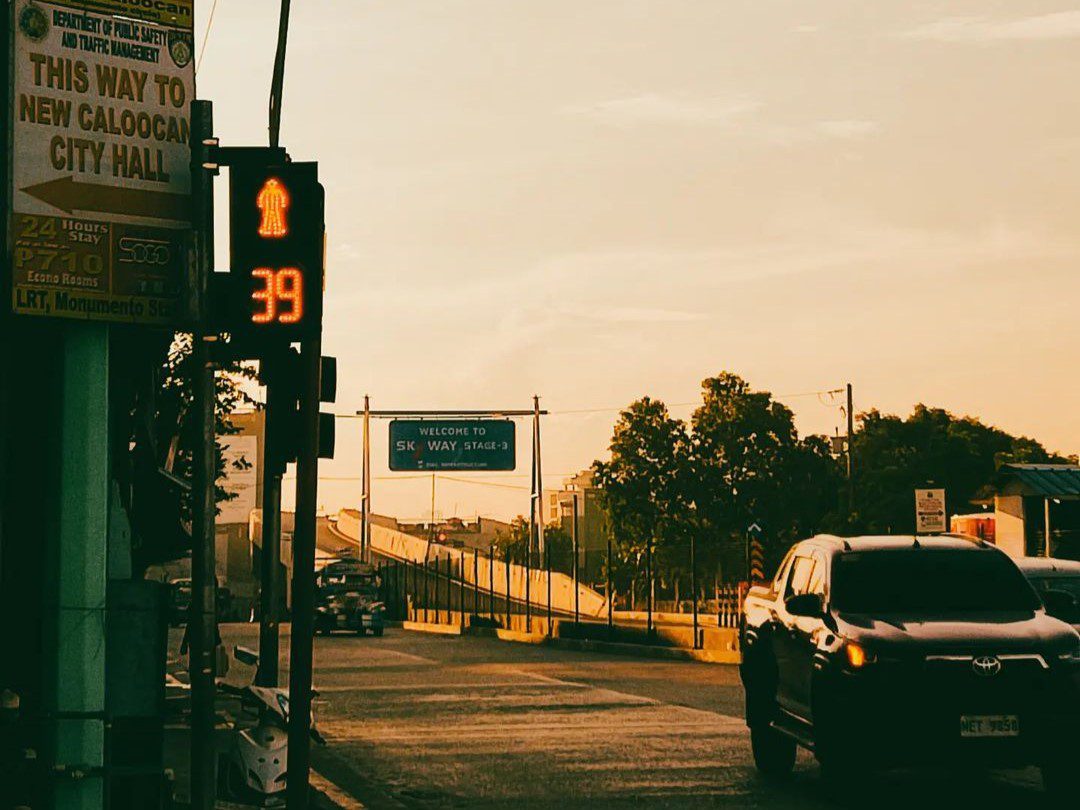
{"left": 972, "top": 656, "right": 1002, "bottom": 677}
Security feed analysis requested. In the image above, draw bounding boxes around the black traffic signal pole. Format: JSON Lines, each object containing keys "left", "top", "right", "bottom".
{"left": 256, "top": 357, "right": 284, "bottom": 688}
{"left": 286, "top": 329, "right": 322, "bottom": 809}
{"left": 606, "top": 532, "right": 613, "bottom": 638}
{"left": 189, "top": 99, "right": 218, "bottom": 810}
{"left": 646, "top": 537, "right": 654, "bottom": 637}
{"left": 269, "top": 0, "right": 292, "bottom": 149}
{"left": 691, "top": 532, "right": 699, "bottom": 650}
{"left": 572, "top": 494, "right": 580, "bottom": 625}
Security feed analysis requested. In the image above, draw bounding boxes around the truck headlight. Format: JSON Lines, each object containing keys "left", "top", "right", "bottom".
{"left": 843, "top": 641, "right": 876, "bottom": 670}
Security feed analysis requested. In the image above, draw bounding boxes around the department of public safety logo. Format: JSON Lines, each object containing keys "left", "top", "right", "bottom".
{"left": 18, "top": 3, "right": 49, "bottom": 42}
{"left": 168, "top": 30, "right": 194, "bottom": 68}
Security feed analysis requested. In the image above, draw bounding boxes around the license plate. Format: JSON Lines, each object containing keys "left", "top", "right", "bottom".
{"left": 960, "top": 715, "right": 1020, "bottom": 738}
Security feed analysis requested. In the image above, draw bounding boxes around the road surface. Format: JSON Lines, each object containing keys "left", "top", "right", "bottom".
{"left": 205, "top": 624, "right": 1046, "bottom": 809}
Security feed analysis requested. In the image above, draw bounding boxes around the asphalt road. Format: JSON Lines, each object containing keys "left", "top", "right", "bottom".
{"left": 208, "top": 624, "right": 1047, "bottom": 809}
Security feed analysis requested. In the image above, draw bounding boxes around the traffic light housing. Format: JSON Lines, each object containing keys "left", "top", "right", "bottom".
{"left": 261, "top": 351, "right": 338, "bottom": 473}
{"left": 228, "top": 161, "right": 324, "bottom": 348}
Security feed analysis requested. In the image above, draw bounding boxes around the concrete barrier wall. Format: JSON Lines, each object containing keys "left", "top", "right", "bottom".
{"left": 333, "top": 511, "right": 608, "bottom": 617}
{"left": 400, "top": 610, "right": 741, "bottom": 660}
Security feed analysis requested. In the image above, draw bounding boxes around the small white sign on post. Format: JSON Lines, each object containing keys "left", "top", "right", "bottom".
{"left": 915, "top": 488, "right": 947, "bottom": 535}
{"left": 219, "top": 435, "right": 258, "bottom": 526}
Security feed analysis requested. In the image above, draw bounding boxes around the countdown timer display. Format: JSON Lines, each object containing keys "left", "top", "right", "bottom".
{"left": 229, "top": 162, "right": 323, "bottom": 344}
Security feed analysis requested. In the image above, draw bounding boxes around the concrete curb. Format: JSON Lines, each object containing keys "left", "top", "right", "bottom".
{"left": 468, "top": 626, "right": 548, "bottom": 644}
{"left": 401, "top": 621, "right": 741, "bottom": 664}
{"left": 401, "top": 620, "right": 462, "bottom": 636}
{"left": 311, "top": 769, "right": 368, "bottom": 809}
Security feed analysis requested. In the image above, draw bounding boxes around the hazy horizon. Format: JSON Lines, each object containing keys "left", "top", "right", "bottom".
{"left": 197, "top": 1, "right": 1080, "bottom": 520}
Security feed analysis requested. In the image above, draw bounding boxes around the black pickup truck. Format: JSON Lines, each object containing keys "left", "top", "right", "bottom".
{"left": 740, "top": 535, "right": 1080, "bottom": 799}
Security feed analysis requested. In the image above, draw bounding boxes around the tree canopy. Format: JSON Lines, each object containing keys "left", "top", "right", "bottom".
{"left": 853, "top": 405, "right": 1070, "bottom": 533}
{"left": 591, "top": 373, "right": 1069, "bottom": 585}
{"left": 593, "top": 374, "right": 837, "bottom": 583}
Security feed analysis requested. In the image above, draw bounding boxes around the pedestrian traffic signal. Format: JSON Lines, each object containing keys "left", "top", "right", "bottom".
{"left": 256, "top": 177, "right": 291, "bottom": 238}
{"left": 229, "top": 161, "right": 323, "bottom": 345}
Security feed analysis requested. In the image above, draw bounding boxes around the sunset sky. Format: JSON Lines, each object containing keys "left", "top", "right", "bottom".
{"left": 197, "top": 1, "right": 1080, "bottom": 520}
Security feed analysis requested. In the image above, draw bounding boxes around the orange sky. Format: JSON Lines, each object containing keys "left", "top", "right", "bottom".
{"left": 198, "top": 1, "right": 1080, "bottom": 520}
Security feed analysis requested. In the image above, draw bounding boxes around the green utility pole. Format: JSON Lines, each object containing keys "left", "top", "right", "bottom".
{"left": 50, "top": 324, "right": 110, "bottom": 810}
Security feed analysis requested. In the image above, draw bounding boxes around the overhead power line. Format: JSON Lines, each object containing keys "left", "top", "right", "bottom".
{"left": 322, "top": 386, "right": 848, "bottom": 426}
{"left": 195, "top": 0, "right": 220, "bottom": 74}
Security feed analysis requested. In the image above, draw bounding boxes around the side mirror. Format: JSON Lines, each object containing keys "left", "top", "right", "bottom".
{"left": 1042, "top": 589, "right": 1079, "bottom": 621}
{"left": 785, "top": 593, "right": 825, "bottom": 619}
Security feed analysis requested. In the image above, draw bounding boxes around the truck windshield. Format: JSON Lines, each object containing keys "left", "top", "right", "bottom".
{"left": 832, "top": 550, "right": 1040, "bottom": 613}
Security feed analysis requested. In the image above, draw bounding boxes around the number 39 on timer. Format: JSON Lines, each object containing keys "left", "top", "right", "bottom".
{"left": 251, "top": 267, "right": 303, "bottom": 324}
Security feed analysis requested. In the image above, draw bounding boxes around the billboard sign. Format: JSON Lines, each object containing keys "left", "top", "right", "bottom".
{"left": 389, "top": 419, "right": 515, "bottom": 471}
{"left": 8, "top": 0, "right": 195, "bottom": 325}
{"left": 915, "top": 488, "right": 947, "bottom": 534}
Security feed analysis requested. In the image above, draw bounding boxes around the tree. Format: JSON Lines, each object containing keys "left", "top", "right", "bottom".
{"left": 593, "top": 374, "right": 845, "bottom": 588}
{"left": 158, "top": 334, "right": 259, "bottom": 513}
{"left": 498, "top": 517, "right": 572, "bottom": 573}
{"left": 590, "top": 372, "right": 1076, "bottom": 588}
{"left": 689, "top": 373, "right": 841, "bottom": 577}
{"left": 852, "top": 405, "right": 1070, "bottom": 534}
{"left": 593, "top": 397, "right": 693, "bottom": 598}
{"left": 122, "top": 333, "right": 259, "bottom": 574}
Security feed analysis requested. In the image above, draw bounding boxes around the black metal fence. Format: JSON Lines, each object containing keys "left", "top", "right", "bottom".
{"left": 371, "top": 542, "right": 746, "bottom": 644}
{"left": 375, "top": 554, "right": 535, "bottom": 628}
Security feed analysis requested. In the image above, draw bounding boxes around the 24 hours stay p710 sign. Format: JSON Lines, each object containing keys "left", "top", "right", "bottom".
{"left": 8, "top": 1, "right": 194, "bottom": 325}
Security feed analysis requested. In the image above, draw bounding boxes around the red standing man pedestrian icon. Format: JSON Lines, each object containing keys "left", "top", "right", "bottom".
{"left": 257, "top": 177, "right": 290, "bottom": 238}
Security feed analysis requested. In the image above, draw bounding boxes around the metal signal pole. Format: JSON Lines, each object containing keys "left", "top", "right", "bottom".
{"left": 846, "top": 383, "right": 855, "bottom": 516}
{"left": 268, "top": 0, "right": 292, "bottom": 148}
{"left": 361, "top": 395, "right": 371, "bottom": 561}
{"left": 606, "top": 532, "right": 613, "bottom": 637}
{"left": 256, "top": 361, "right": 283, "bottom": 687}
{"left": 572, "top": 494, "right": 580, "bottom": 625}
{"left": 534, "top": 395, "right": 545, "bottom": 557}
{"left": 258, "top": 0, "right": 292, "bottom": 686}
{"left": 286, "top": 332, "right": 322, "bottom": 809}
{"left": 691, "top": 530, "right": 698, "bottom": 649}
{"left": 189, "top": 99, "right": 218, "bottom": 810}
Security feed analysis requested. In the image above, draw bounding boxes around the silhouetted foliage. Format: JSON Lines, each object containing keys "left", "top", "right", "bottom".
{"left": 852, "top": 405, "right": 1071, "bottom": 534}
{"left": 590, "top": 374, "right": 1071, "bottom": 588}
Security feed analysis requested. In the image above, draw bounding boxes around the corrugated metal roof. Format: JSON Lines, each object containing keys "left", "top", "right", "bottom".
{"left": 997, "top": 464, "right": 1080, "bottom": 497}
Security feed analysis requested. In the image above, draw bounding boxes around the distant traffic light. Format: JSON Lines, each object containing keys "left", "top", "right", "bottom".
{"left": 229, "top": 161, "right": 324, "bottom": 345}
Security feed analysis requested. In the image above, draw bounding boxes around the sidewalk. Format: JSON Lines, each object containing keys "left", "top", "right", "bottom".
{"left": 164, "top": 717, "right": 356, "bottom": 809}
{"left": 163, "top": 643, "right": 362, "bottom": 809}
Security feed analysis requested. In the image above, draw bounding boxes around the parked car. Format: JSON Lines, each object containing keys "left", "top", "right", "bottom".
{"left": 1016, "top": 557, "right": 1080, "bottom": 631}
{"left": 740, "top": 535, "right": 1080, "bottom": 800}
